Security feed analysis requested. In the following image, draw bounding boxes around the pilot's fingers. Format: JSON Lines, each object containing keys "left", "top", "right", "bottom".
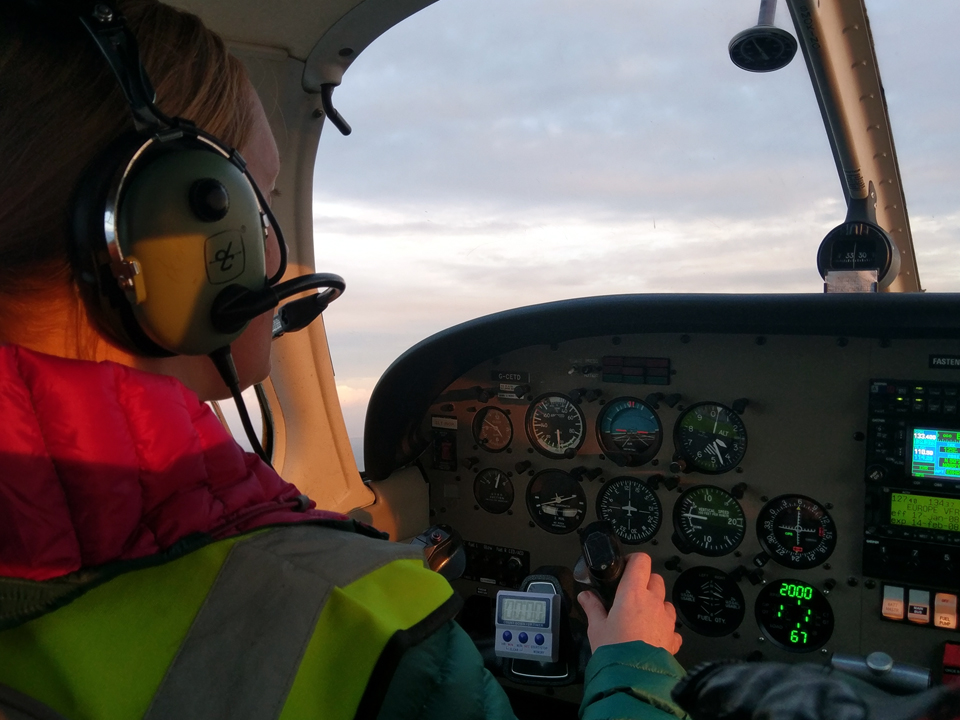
{"left": 664, "top": 599, "right": 677, "bottom": 624}
{"left": 619, "top": 551, "right": 653, "bottom": 592}
{"left": 578, "top": 590, "right": 609, "bottom": 625}
{"left": 647, "top": 571, "right": 666, "bottom": 601}
{"left": 670, "top": 631, "right": 683, "bottom": 654}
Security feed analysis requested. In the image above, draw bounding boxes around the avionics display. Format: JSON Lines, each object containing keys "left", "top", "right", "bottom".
{"left": 890, "top": 493, "right": 960, "bottom": 533}
{"left": 911, "top": 429, "right": 960, "bottom": 479}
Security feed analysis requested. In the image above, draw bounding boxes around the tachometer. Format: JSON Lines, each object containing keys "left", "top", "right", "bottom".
{"left": 755, "top": 580, "right": 834, "bottom": 652}
{"left": 673, "top": 485, "right": 745, "bottom": 556}
{"left": 473, "top": 407, "right": 513, "bottom": 452}
{"left": 596, "top": 476, "right": 662, "bottom": 544}
{"left": 474, "top": 468, "right": 515, "bottom": 514}
{"left": 525, "top": 470, "right": 587, "bottom": 534}
{"left": 596, "top": 397, "right": 662, "bottom": 466}
{"left": 525, "top": 394, "right": 586, "bottom": 459}
{"left": 674, "top": 402, "right": 747, "bottom": 474}
{"left": 757, "top": 495, "right": 836, "bottom": 569}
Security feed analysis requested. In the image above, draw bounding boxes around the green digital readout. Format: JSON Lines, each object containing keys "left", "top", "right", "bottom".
{"left": 890, "top": 493, "right": 960, "bottom": 532}
{"left": 779, "top": 583, "right": 814, "bottom": 601}
{"left": 755, "top": 580, "right": 833, "bottom": 652}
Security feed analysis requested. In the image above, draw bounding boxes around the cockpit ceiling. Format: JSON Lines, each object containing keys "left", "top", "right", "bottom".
{"left": 169, "top": 0, "right": 365, "bottom": 59}
{"left": 169, "top": 0, "right": 439, "bottom": 85}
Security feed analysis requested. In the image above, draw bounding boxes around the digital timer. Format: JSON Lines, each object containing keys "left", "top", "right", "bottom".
{"left": 494, "top": 590, "right": 560, "bottom": 662}
{"left": 755, "top": 580, "right": 834, "bottom": 652}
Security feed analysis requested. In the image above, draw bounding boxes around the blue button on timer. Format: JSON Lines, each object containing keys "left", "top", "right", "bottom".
{"left": 502, "top": 630, "right": 512, "bottom": 642}
{"left": 518, "top": 632, "right": 528, "bottom": 644}
{"left": 535, "top": 633, "right": 545, "bottom": 646}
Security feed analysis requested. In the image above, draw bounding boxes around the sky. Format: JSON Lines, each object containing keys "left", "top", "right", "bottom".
{"left": 309, "top": 0, "right": 960, "bottom": 464}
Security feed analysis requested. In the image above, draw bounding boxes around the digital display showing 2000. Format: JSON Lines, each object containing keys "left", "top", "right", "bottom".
{"left": 890, "top": 493, "right": 960, "bottom": 532}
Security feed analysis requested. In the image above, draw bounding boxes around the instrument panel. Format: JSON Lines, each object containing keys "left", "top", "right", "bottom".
{"left": 364, "top": 294, "right": 960, "bottom": 691}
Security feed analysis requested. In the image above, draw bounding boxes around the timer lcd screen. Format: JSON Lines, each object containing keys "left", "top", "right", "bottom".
{"left": 911, "top": 428, "right": 960, "bottom": 479}
{"left": 890, "top": 492, "right": 960, "bottom": 532}
{"left": 498, "top": 597, "right": 549, "bottom": 627}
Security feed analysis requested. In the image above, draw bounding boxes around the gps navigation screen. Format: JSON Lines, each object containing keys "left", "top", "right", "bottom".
{"left": 911, "top": 428, "right": 960, "bottom": 479}
{"left": 890, "top": 492, "right": 960, "bottom": 532}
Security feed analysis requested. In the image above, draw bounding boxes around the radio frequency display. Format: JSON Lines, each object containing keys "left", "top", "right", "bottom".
{"left": 911, "top": 428, "right": 960, "bottom": 479}
{"left": 890, "top": 492, "right": 960, "bottom": 532}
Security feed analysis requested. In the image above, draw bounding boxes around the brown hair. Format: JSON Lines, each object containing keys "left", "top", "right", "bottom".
{"left": 0, "top": 0, "right": 251, "bottom": 348}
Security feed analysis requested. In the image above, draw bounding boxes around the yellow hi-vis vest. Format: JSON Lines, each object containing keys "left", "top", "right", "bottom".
{"left": 0, "top": 525, "right": 457, "bottom": 720}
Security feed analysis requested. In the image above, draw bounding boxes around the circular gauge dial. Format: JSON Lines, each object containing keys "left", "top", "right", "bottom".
{"left": 755, "top": 580, "right": 834, "bottom": 652}
{"left": 757, "top": 495, "right": 837, "bottom": 569}
{"left": 596, "top": 476, "right": 662, "bottom": 544}
{"left": 672, "top": 566, "right": 745, "bottom": 637}
{"left": 526, "top": 470, "right": 587, "bottom": 534}
{"left": 473, "top": 407, "right": 513, "bottom": 452}
{"left": 597, "top": 397, "right": 662, "bottom": 466}
{"left": 526, "top": 394, "right": 586, "bottom": 459}
{"left": 674, "top": 402, "right": 747, "bottom": 474}
{"left": 474, "top": 468, "right": 514, "bottom": 514}
{"left": 673, "top": 485, "right": 745, "bottom": 556}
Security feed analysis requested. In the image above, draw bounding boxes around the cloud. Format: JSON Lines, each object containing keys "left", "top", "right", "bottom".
{"left": 312, "top": 0, "right": 960, "bottom": 450}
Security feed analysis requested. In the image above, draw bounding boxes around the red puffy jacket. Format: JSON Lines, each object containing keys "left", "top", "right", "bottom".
{"left": 0, "top": 344, "right": 345, "bottom": 582}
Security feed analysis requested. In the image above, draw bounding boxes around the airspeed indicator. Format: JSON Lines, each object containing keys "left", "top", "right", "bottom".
{"left": 525, "top": 394, "right": 586, "bottom": 459}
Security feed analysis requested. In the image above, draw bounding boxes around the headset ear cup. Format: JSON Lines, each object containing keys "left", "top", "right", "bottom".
{"left": 70, "top": 132, "right": 174, "bottom": 357}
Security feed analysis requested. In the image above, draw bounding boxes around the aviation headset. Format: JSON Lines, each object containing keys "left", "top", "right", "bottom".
{"left": 21, "top": 0, "right": 346, "bottom": 459}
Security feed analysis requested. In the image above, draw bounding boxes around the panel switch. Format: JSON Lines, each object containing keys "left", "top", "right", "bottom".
{"left": 908, "top": 588, "right": 931, "bottom": 625}
{"left": 936, "top": 593, "right": 958, "bottom": 630}
{"left": 882, "top": 585, "right": 905, "bottom": 620}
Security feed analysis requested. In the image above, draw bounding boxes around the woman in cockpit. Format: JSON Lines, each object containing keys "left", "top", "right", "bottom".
{"left": 0, "top": 2, "right": 683, "bottom": 718}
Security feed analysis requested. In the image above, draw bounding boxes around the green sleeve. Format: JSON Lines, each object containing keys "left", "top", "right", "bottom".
{"left": 376, "top": 624, "right": 686, "bottom": 720}
{"left": 580, "top": 642, "right": 688, "bottom": 720}
{"left": 376, "top": 620, "right": 517, "bottom": 720}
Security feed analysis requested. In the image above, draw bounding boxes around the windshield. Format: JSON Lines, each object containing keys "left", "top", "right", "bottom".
{"left": 313, "top": 0, "right": 960, "bottom": 467}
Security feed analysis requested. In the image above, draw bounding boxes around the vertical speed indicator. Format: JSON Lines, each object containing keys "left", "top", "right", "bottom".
{"left": 525, "top": 394, "right": 586, "bottom": 459}
{"left": 673, "top": 485, "right": 745, "bottom": 556}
